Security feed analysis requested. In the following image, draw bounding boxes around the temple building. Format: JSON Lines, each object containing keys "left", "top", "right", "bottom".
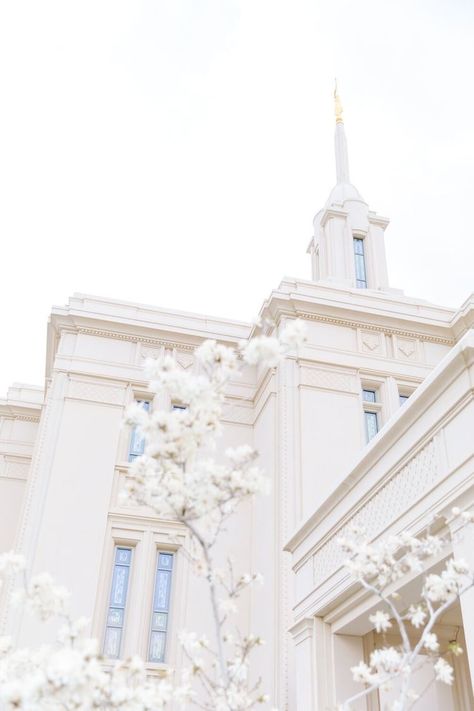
{"left": 1, "top": 94, "right": 473, "bottom": 710}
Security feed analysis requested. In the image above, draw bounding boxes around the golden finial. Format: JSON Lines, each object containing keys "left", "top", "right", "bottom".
{"left": 334, "top": 78, "right": 343, "bottom": 124}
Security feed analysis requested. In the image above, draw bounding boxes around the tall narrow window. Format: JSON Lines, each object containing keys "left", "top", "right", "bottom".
{"left": 353, "top": 237, "right": 367, "bottom": 288}
{"left": 129, "top": 400, "right": 150, "bottom": 461}
{"left": 148, "top": 552, "right": 174, "bottom": 663}
{"left": 103, "top": 546, "right": 133, "bottom": 659}
{"left": 362, "top": 388, "right": 379, "bottom": 442}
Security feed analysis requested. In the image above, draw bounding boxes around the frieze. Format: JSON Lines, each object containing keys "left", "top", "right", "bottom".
{"left": 67, "top": 379, "right": 127, "bottom": 406}
{"left": 360, "top": 330, "right": 382, "bottom": 353}
{"left": 312, "top": 439, "right": 439, "bottom": 585}
{"left": 396, "top": 337, "right": 418, "bottom": 360}
{"left": 299, "top": 366, "right": 358, "bottom": 394}
{"left": 296, "top": 311, "right": 453, "bottom": 346}
{"left": 77, "top": 327, "right": 196, "bottom": 352}
{"left": 3, "top": 459, "right": 30, "bottom": 480}
{"left": 0, "top": 414, "right": 40, "bottom": 423}
{"left": 221, "top": 403, "right": 254, "bottom": 425}
{"left": 140, "top": 345, "right": 165, "bottom": 361}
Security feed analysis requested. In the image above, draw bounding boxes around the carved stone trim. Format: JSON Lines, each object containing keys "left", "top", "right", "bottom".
{"left": 67, "top": 379, "right": 127, "bottom": 406}
{"left": 221, "top": 403, "right": 254, "bottom": 425}
{"left": 359, "top": 329, "right": 383, "bottom": 354}
{"left": 299, "top": 366, "right": 359, "bottom": 394}
{"left": 0, "top": 414, "right": 40, "bottom": 423}
{"left": 296, "top": 311, "right": 453, "bottom": 346}
{"left": 396, "top": 336, "right": 418, "bottom": 360}
{"left": 312, "top": 439, "right": 439, "bottom": 585}
{"left": 139, "top": 345, "right": 165, "bottom": 361}
{"left": 76, "top": 327, "right": 196, "bottom": 352}
{"left": 1, "top": 458, "right": 30, "bottom": 480}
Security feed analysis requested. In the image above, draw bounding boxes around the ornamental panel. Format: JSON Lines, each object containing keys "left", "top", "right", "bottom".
{"left": 221, "top": 403, "right": 254, "bottom": 425}
{"left": 360, "top": 330, "right": 382, "bottom": 354}
{"left": 396, "top": 337, "right": 418, "bottom": 360}
{"left": 5, "top": 460, "right": 30, "bottom": 480}
{"left": 140, "top": 345, "right": 165, "bottom": 361}
{"left": 67, "top": 379, "right": 127, "bottom": 406}
{"left": 313, "top": 439, "right": 439, "bottom": 584}
{"left": 300, "top": 366, "right": 358, "bottom": 394}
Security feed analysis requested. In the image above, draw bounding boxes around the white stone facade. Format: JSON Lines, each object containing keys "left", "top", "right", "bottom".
{"left": 1, "top": 108, "right": 473, "bottom": 710}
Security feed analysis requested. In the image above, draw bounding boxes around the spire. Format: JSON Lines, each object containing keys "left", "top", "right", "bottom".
{"left": 334, "top": 80, "right": 350, "bottom": 184}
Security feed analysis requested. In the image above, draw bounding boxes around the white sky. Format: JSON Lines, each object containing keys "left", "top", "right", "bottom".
{"left": 1, "top": 0, "right": 473, "bottom": 394}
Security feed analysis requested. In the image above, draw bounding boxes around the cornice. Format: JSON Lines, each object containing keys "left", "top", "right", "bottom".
{"left": 368, "top": 212, "right": 390, "bottom": 228}
{"left": 76, "top": 326, "right": 196, "bottom": 352}
{"left": 0, "top": 407, "right": 41, "bottom": 423}
{"left": 295, "top": 309, "right": 454, "bottom": 345}
{"left": 320, "top": 206, "right": 348, "bottom": 227}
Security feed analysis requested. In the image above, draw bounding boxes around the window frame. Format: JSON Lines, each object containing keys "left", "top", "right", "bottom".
{"left": 353, "top": 236, "right": 368, "bottom": 289}
{"left": 147, "top": 550, "right": 175, "bottom": 664}
{"left": 103, "top": 545, "right": 134, "bottom": 659}
{"left": 360, "top": 382, "right": 384, "bottom": 444}
{"left": 96, "top": 522, "right": 186, "bottom": 673}
{"left": 128, "top": 399, "right": 151, "bottom": 462}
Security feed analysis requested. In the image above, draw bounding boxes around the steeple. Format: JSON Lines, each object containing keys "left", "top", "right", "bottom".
{"left": 306, "top": 87, "right": 391, "bottom": 292}
{"left": 334, "top": 82, "right": 350, "bottom": 184}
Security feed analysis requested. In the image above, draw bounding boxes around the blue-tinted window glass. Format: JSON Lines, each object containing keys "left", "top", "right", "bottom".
{"left": 149, "top": 552, "right": 174, "bottom": 663}
{"left": 362, "top": 389, "right": 376, "bottom": 403}
{"left": 399, "top": 394, "right": 409, "bottom": 406}
{"left": 365, "top": 411, "right": 379, "bottom": 442}
{"left": 353, "top": 238, "right": 367, "bottom": 288}
{"left": 129, "top": 400, "right": 150, "bottom": 461}
{"left": 103, "top": 546, "right": 132, "bottom": 659}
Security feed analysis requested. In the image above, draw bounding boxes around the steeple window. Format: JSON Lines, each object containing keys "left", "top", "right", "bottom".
{"left": 353, "top": 237, "right": 367, "bottom": 288}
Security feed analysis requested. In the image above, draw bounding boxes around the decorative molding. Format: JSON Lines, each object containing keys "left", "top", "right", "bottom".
{"left": 320, "top": 207, "right": 348, "bottom": 227}
{"left": 368, "top": 213, "right": 390, "bottom": 228}
{"left": 296, "top": 311, "right": 453, "bottom": 346}
{"left": 174, "top": 352, "right": 194, "bottom": 370}
{"left": 2, "top": 458, "right": 30, "bottom": 480}
{"left": 0, "top": 414, "right": 40, "bottom": 423}
{"left": 140, "top": 345, "right": 165, "bottom": 361}
{"left": 360, "top": 330, "right": 381, "bottom": 353}
{"left": 396, "top": 337, "right": 418, "bottom": 360}
{"left": 312, "top": 439, "right": 439, "bottom": 585}
{"left": 221, "top": 403, "right": 254, "bottom": 425}
{"left": 278, "top": 359, "right": 299, "bottom": 710}
{"left": 299, "top": 366, "right": 358, "bottom": 394}
{"left": 67, "top": 379, "right": 127, "bottom": 406}
{"left": 77, "top": 327, "right": 196, "bottom": 352}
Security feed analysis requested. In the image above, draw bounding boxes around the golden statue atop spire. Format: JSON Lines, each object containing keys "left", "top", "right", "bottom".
{"left": 334, "top": 78, "right": 343, "bottom": 124}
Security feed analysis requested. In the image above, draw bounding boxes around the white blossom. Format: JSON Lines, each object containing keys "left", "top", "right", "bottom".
{"left": 434, "top": 658, "right": 454, "bottom": 685}
{"left": 219, "top": 598, "right": 238, "bottom": 615}
{"left": 407, "top": 605, "right": 426, "bottom": 629}
{"left": 279, "top": 320, "right": 308, "bottom": 350}
{"left": 340, "top": 510, "right": 474, "bottom": 710}
{"left": 369, "top": 610, "right": 392, "bottom": 633}
{"left": 423, "top": 633, "right": 439, "bottom": 652}
{"left": 240, "top": 336, "right": 283, "bottom": 367}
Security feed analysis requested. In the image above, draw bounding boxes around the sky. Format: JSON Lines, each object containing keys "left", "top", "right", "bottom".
{"left": 0, "top": 0, "right": 473, "bottom": 394}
